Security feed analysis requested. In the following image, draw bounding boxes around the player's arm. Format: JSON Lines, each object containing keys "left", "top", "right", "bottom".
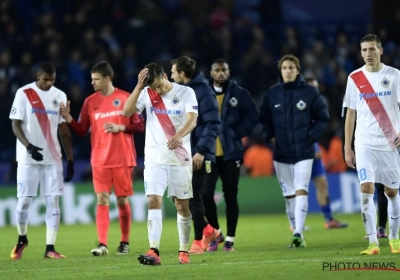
{"left": 58, "top": 123, "right": 73, "bottom": 161}
{"left": 167, "top": 112, "right": 198, "bottom": 150}
{"left": 11, "top": 119, "right": 44, "bottom": 161}
{"left": 344, "top": 108, "right": 356, "bottom": 168}
{"left": 122, "top": 68, "right": 148, "bottom": 117}
{"left": 103, "top": 113, "right": 145, "bottom": 134}
{"left": 61, "top": 100, "right": 90, "bottom": 137}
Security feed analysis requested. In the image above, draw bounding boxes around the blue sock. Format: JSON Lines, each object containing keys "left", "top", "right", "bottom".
{"left": 321, "top": 204, "right": 333, "bottom": 221}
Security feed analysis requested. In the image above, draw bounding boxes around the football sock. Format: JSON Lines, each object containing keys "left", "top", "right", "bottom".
{"left": 177, "top": 213, "right": 191, "bottom": 252}
{"left": 203, "top": 223, "right": 214, "bottom": 237}
{"left": 386, "top": 193, "right": 400, "bottom": 240}
{"left": 360, "top": 192, "right": 378, "bottom": 245}
{"left": 285, "top": 197, "right": 296, "bottom": 231}
{"left": 118, "top": 203, "right": 131, "bottom": 243}
{"left": 294, "top": 195, "right": 308, "bottom": 237}
{"left": 148, "top": 209, "right": 162, "bottom": 249}
{"left": 16, "top": 197, "right": 32, "bottom": 236}
{"left": 45, "top": 196, "right": 60, "bottom": 245}
{"left": 96, "top": 205, "right": 110, "bottom": 246}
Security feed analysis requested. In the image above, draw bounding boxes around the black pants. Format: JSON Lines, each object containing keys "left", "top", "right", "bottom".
{"left": 190, "top": 163, "right": 208, "bottom": 240}
{"left": 376, "top": 183, "right": 388, "bottom": 228}
{"left": 203, "top": 157, "right": 241, "bottom": 238}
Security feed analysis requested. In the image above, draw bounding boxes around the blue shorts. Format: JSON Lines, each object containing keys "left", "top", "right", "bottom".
{"left": 311, "top": 159, "right": 325, "bottom": 179}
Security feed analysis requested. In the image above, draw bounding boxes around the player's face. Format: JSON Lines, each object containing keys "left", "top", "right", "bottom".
{"left": 210, "top": 63, "right": 230, "bottom": 86}
{"left": 361, "top": 41, "right": 382, "bottom": 67}
{"left": 36, "top": 72, "right": 55, "bottom": 91}
{"left": 170, "top": 64, "right": 184, "bottom": 83}
{"left": 280, "top": 60, "right": 299, "bottom": 83}
{"left": 91, "top": 73, "right": 107, "bottom": 92}
{"left": 149, "top": 74, "right": 170, "bottom": 95}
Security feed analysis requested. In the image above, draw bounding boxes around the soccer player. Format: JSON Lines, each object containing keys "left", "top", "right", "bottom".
{"left": 122, "top": 63, "right": 198, "bottom": 265}
{"left": 259, "top": 55, "right": 329, "bottom": 248}
{"left": 203, "top": 59, "right": 258, "bottom": 252}
{"left": 343, "top": 34, "right": 400, "bottom": 255}
{"left": 60, "top": 61, "right": 144, "bottom": 256}
{"left": 9, "top": 62, "right": 74, "bottom": 260}
{"left": 170, "top": 56, "right": 221, "bottom": 254}
{"left": 305, "top": 77, "right": 348, "bottom": 229}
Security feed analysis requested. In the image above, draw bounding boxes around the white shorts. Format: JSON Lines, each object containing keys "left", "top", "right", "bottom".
{"left": 17, "top": 163, "right": 64, "bottom": 198}
{"left": 143, "top": 163, "right": 193, "bottom": 199}
{"left": 273, "top": 159, "right": 313, "bottom": 196}
{"left": 355, "top": 147, "right": 400, "bottom": 189}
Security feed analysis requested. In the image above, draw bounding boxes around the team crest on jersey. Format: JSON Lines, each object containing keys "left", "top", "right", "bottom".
{"left": 113, "top": 99, "right": 121, "bottom": 107}
{"left": 381, "top": 77, "right": 390, "bottom": 88}
{"left": 171, "top": 96, "right": 179, "bottom": 106}
{"left": 52, "top": 98, "right": 58, "bottom": 107}
{"left": 296, "top": 100, "right": 306, "bottom": 110}
{"left": 229, "top": 97, "right": 238, "bottom": 107}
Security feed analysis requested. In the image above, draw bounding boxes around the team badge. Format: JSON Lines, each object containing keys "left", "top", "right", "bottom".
{"left": 11, "top": 107, "right": 17, "bottom": 114}
{"left": 52, "top": 98, "right": 58, "bottom": 107}
{"left": 229, "top": 97, "right": 238, "bottom": 107}
{"left": 381, "top": 77, "right": 390, "bottom": 88}
{"left": 171, "top": 96, "right": 179, "bottom": 106}
{"left": 296, "top": 100, "right": 306, "bottom": 110}
{"left": 113, "top": 99, "right": 121, "bottom": 107}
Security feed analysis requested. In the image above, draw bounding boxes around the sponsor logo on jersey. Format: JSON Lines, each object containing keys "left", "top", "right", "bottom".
{"left": 31, "top": 108, "right": 58, "bottom": 115}
{"left": 150, "top": 107, "right": 181, "bottom": 115}
{"left": 94, "top": 110, "right": 123, "bottom": 120}
{"left": 359, "top": 91, "right": 391, "bottom": 100}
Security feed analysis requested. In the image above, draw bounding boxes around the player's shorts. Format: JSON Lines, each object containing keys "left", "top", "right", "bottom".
{"left": 355, "top": 147, "right": 400, "bottom": 189}
{"left": 311, "top": 159, "right": 325, "bottom": 179}
{"left": 273, "top": 159, "right": 313, "bottom": 196}
{"left": 16, "top": 163, "right": 64, "bottom": 198}
{"left": 143, "top": 163, "right": 192, "bottom": 199}
{"left": 92, "top": 166, "right": 134, "bottom": 196}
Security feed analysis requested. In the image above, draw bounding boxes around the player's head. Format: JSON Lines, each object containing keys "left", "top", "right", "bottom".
{"left": 90, "top": 61, "right": 114, "bottom": 92}
{"left": 36, "top": 62, "right": 56, "bottom": 91}
{"left": 170, "top": 56, "right": 196, "bottom": 84}
{"left": 210, "top": 58, "right": 230, "bottom": 87}
{"left": 360, "top": 34, "right": 383, "bottom": 67}
{"left": 144, "top": 63, "right": 171, "bottom": 95}
{"left": 304, "top": 75, "right": 319, "bottom": 89}
{"left": 278, "top": 54, "right": 300, "bottom": 83}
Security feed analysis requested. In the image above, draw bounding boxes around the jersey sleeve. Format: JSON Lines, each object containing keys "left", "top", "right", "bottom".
{"left": 184, "top": 87, "right": 198, "bottom": 114}
{"left": 135, "top": 89, "right": 146, "bottom": 113}
{"left": 69, "top": 98, "right": 91, "bottom": 136}
{"left": 343, "top": 76, "right": 357, "bottom": 110}
{"left": 9, "top": 89, "right": 25, "bottom": 121}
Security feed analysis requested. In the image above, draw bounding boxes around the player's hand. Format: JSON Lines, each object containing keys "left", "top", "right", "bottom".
{"left": 270, "top": 137, "right": 276, "bottom": 145}
{"left": 394, "top": 136, "right": 400, "bottom": 147}
{"left": 167, "top": 134, "right": 183, "bottom": 150}
{"left": 344, "top": 148, "right": 356, "bottom": 169}
{"left": 60, "top": 101, "right": 72, "bottom": 122}
{"left": 26, "top": 143, "right": 43, "bottom": 161}
{"left": 103, "top": 122, "right": 121, "bottom": 133}
{"left": 137, "top": 68, "right": 148, "bottom": 89}
{"left": 64, "top": 160, "right": 74, "bottom": 182}
{"left": 193, "top": 153, "right": 204, "bottom": 170}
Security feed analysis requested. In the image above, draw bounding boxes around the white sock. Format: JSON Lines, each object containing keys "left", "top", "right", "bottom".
{"left": 148, "top": 209, "right": 162, "bottom": 249}
{"left": 45, "top": 196, "right": 60, "bottom": 244}
{"left": 177, "top": 213, "right": 191, "bottom": 251}
{"left": 285, "top": 197, "right": 296, "bottom": 231}
{"left": 386, "top": 193, "right": 400, "bottom": 240}
{"left": 360, "top": 193, "right": 378, "bottom": 245}
{"left": 294, "top": 195, "right": 308, "bottom": 237}
{"left": 225, "top": 236, "right": 235, "bottom": 243}
{"left": 16, "top": 197, "right": 32, "bottom": 236}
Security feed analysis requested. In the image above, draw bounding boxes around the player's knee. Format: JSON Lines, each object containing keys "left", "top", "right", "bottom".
{"left": 147, "top": 195, "right": 162, "bottom": 209}
{"left": 385, "top": 188, "right": 398, "bottom": 198}
{"left": 17, "top": 197, "right": 33, "bottom": 210}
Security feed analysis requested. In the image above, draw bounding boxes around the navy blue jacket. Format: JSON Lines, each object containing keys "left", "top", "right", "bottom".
{"left": 186, "top": 71, "right": 220, "bottom": 162}
{"left": 210, "top": 77, "right": 258, "bottom": 161}
{"left": 259, "top": 74, "right": 329, "bottom": 164}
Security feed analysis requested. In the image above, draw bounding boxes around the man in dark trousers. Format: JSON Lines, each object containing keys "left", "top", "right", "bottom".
{"left": 203, "top": 59, "right": 258, "bottom": 252}
{"left": 171, "top": 56, "right": 222, "bottom": 254}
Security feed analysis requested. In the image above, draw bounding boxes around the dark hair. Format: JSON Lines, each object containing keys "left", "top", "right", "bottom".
{"left": 144, "top": 63, "right": 165, "bottom": 85}
{"left": 212, "top": 58, "right": 229, "bottom": 66}
{"left": 171, "top": 56, "right": 196, "bottom": 79}
{"left": 38, "top": 62, "right": 56, "bottom": 75}
{"left": 277, "top": 54, "right": 300, "bottom": 71}
{"left": 360, "top": 34, "right": 382, "bottom": 48}
{"left": 91, "top": 61, "right": 114, "bottom": 80}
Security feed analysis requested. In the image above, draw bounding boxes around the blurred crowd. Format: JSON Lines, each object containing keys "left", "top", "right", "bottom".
{"left": 1, "top": 0, "right": 400, "bottom": 173}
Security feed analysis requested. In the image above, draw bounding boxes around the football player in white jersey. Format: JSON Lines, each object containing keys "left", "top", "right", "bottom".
{"left": 123, "top": 63, "right": 198, "bottom": 265}
{"left": 9, "top": 62, "right": 74, "bottom": 260}
{"left": 343, "top": 34, "right": 400, "bottom": 255}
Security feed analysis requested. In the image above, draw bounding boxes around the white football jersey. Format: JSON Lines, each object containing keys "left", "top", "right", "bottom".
{"left": 136, "top": 83, "right": 198, "bottom": 165}
{"left": 343, "top": 64, "right": 400, "bottom": 151}
{"left": 9, "top": 82, "right": 67, "bottom": 164}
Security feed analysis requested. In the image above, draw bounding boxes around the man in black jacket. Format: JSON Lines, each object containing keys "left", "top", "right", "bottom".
{"left": 171, "top": 56, "right": 222, "bottom": 254}
{"left": 203, "top": 59, "right": 258, "bottom": 252}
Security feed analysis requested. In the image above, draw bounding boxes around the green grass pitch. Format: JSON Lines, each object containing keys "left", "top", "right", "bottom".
{"left": 1, "top": 213, "right": 399, "bottom": 279}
